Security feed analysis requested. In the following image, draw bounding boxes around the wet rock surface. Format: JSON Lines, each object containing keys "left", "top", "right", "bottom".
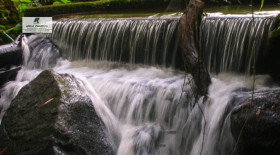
{"left": 0, "top": 43, "right": 22, "bottom": 69}
{"left": 0, "top": 66, "right": 21, "bottom": 88}
{"left": 0, "top": 70, "right": 113, "bottom": 154}
{"left": 230, "top": 89, "right": 280, "bottom": 155}
{"left": 0, "top": 40, "right": 22, "bottom": 89}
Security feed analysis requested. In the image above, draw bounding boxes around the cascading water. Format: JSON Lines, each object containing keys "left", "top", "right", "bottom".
{"left": 48, "top": 17, "right": 182, "bottom": 68}
{"left": 200, "top": 13, "right": 278, "bottom": 74}
{"left": 0, "top": 12, "right": 279, "bottom": 155}
{"left": 48, "top": 13, "right": 279, "bottom": 73}
{"left": 0, "top": 35, "right": 60, "bottom": 123}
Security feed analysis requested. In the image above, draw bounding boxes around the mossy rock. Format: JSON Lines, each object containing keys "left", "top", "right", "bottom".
{"left": 25, "top": 0, "right": 170, "bottom": 17}
{"left": 0, "top": 70, "right": 114, "bottom": 154}
{"left": 230, "top": 89, "right": 280, "bottom": 155}
{"left": 25, "top": 1, "right": 108, "bottom": 17}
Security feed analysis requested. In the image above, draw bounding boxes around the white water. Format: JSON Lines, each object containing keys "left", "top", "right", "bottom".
{"left": 200, "top": 13, "right": 277, "bottom": 74}
{"left": 0, "top": 35, "right": 277, "bottom": 155}
{"left": 49, "top": 18, "right": 180, "bottom": 68}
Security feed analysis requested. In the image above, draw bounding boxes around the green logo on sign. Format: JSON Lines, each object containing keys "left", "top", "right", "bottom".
{"left": 34, "top": 17, "right": 40, "bottom": 24}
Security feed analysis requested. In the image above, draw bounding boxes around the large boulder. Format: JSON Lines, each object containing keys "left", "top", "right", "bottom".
{"left": 0, "top": 70, "right": 113, "bottom": 154}
{"left": 230, "top": 89, "right": 280, "bottom": 155}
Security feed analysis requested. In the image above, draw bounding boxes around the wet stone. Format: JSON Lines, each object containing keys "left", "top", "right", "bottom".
{"left": 0, "top": 70, "right": 113, "bottom": 155}
{"left": 230, "top": 89, "right": 280, "bottom": 155}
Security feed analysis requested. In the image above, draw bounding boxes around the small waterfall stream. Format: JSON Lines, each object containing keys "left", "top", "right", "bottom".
{"left": 200, "top": 13, "right": 278, "bottom": 74}
{"left": 49, "top": 17, "right": 182, "bottom": 68}
{"left": 0, "top": 12, "right": 279, "bottom": 155}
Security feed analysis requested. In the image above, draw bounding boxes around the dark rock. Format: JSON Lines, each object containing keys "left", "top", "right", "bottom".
{"left": 0, "top": 43, "right": 22, "bottom": 69}
{"left": 262, "top": 17, "right": 280, "bottom": 83}
{"left": 0, "top": 66, "right": 21, "bottom": 89}
{"left": 230, "top": 89, "right": 280, "bottom": 155}
{"left": 0, "top": 125, "right": 12, "bottom": 154}
{"left": 0, "top": 70, "right": 113, "bottom": 154}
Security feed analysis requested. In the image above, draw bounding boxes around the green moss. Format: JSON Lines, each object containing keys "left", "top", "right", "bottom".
{"left": 25, "top": 0, "right": 169, "bottom": 17}
{"left": 25, "top": 1, "right": 108, "bottom": 17}
{"left": 204, "top": 4, "right": 280, "bottom": 14}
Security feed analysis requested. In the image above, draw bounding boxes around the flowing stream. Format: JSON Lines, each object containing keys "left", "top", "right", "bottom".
{"left": 0, "top": 12, "right": 279, "bottom": 155}
{"left": 200, "top": 13, "right": 278, "bottom": 74}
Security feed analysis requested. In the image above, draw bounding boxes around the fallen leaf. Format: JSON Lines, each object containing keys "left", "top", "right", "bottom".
{"left": 42, "top": 98, "right": 54, "bottom": 106}
{"left": 0, "top": 147, "right": 8, "bottom": 155}
{"left": 256, "top": 109, "right": 261, "bottom": 116}
{"left": 271, "top": 105, "right": 276, "bottom": 111}
{"left": 261, "top": 104, "right": 265, "bottom": 110}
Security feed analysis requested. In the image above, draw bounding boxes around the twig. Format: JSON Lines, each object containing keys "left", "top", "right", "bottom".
{"left": 42, "top": 98, "right": 54, "bottom": 106}
{"left": 231, "top": 0, "right": 257, "bottom": 154}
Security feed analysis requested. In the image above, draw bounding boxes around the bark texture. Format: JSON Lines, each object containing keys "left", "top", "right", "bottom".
{"left": 180, "top": 0, "right": 211, "bottom": 96}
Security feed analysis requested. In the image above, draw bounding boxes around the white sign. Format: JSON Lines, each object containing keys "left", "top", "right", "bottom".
{"left": 22, "top": 17, "right": 52, "bottom": 33}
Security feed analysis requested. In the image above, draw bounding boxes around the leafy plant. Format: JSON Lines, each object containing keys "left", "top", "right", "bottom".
{"left": 53, "top": 0, "right": 71, "bottom": 5}
{"left": 0, "top": 23, "right": 22, "bottom": 42}
{"left": 11, "top": 0, "right": 31, "bottom": 17}
{"left": 1, "top": 12, "right": 8, "bottom": 21}
{"left": 11, "top": 0, "right": 41, "bottom": 17}
{"left": 260, "top": 0, "right": 264, "bottom": 10}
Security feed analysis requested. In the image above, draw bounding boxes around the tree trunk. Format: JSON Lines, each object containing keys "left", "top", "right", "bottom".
{"left": 180, "top": 0, "right": 211, "bottom": 96}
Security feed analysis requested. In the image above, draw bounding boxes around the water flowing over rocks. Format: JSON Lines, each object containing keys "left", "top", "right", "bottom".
{"left": 230, "top": 89, "right": 280, "bottom": 155}
{"left": 22, "top": 35, "right": 61, "bottom": 69}
{"left": 200, "top": 14, "right": 278, "bottom": 74}
{"left": 0, "top": 66, "right": 21, "bottom": 89}
{"left": 0, "top": 70, "right": 113, "bottom": 154}
{"left": 0, "top": 8, "right": 280, "bottom": 155}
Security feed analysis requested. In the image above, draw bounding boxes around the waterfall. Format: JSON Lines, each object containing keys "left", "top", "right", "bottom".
{"left": 47, "top": 13, "right": 278, "bottom": 73}
{"left": 1, "top": 12, "right": 279, "bottom": 155}
{"left": 21, "top": 35, "right": 60, "bottom": 69}
{"left": 200, "top": 13, "right": 278, "bottom": 74}
{"left": 0, "top": 35, "right": 60, "bottom": 124}
{"left": 1, "top": 35, "right": 270, "bottom": 155}
{"left": 48, "top": 17, "right": 182, "bottom": 68}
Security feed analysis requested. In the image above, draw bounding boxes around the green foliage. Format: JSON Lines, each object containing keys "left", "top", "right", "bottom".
{"left": 1, "top": 12, "right": 8, "bottom": 21}
{"left": 0, "top": 25, "right": 7, "bottom": 30}
{"left": 11, "top": 0, "right": 31, "bottom": 17}
{"left": 53, "top": 0, "right": 71, "bottom": 5}
{"left": 260, "top": 0, "right": 264, "bottom": 10}
{"left": 11, "top": 0, "right": 41, "bottom": 17}
{"left": 0, "top": 23, "right": 22, "bottom": 42}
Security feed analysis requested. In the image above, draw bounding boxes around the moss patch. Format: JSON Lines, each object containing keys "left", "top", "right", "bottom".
{"left": 25, "top": 0, "right": 169, "bottom": 17}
